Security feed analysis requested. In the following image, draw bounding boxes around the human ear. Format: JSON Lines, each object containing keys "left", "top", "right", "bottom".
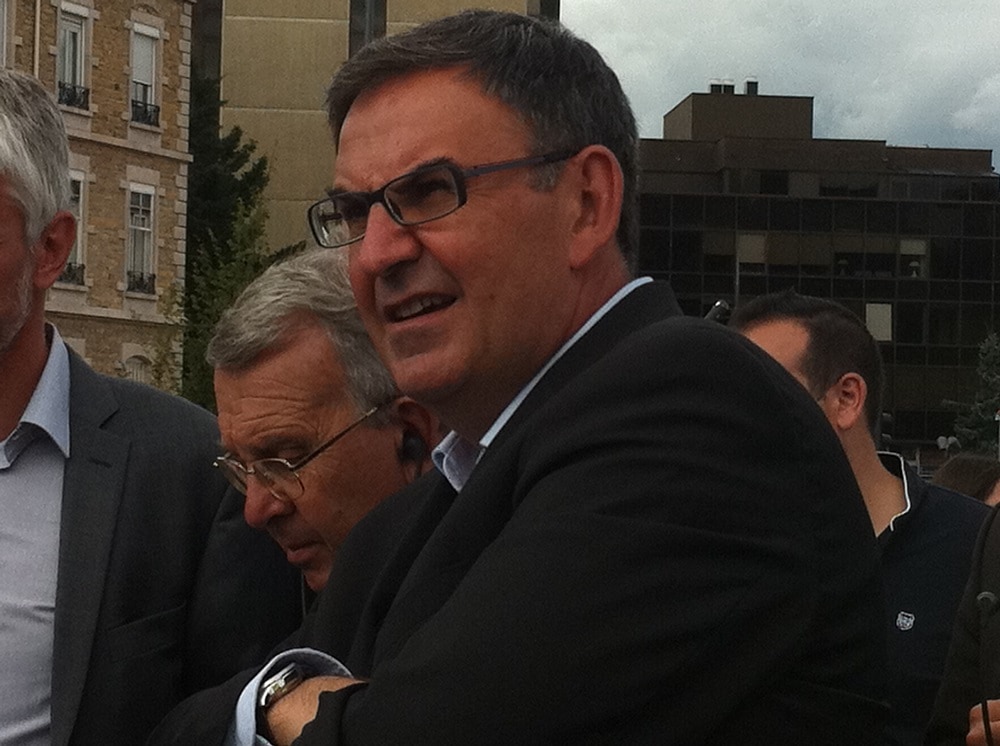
{"left": 32, "top": 211, "right": 76, "bottom": 290}
{"left": 827, "top": 373, "right": 868, "bottom": 432}
{"left": 565, "top": 145, "right": 623, "bottom": 270}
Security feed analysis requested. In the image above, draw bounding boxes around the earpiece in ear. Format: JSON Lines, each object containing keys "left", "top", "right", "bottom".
{"left": 399, "top": 433, "right": 427, "bottom": 463}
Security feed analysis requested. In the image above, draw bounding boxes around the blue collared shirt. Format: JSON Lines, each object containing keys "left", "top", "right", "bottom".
{"left": 0, "top": 326, "right": 71, "bottom": 745}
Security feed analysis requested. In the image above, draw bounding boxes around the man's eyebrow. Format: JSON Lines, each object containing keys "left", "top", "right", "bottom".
{"left": 225, "top": 434, "right": 309, "bottom": 461}
{"left": 328, "top": 156, "right": 457, "bottom": 196}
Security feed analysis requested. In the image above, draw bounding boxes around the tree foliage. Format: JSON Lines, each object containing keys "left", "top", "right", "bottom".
{"left": 954, "top": 332, "right": 1000, "bottom": 454}
{"left": 181, "top": 74, "right": 274, "bottom": 411}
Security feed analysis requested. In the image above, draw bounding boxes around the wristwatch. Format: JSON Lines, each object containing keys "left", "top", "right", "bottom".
{"left": 258, "top": 662, "right": 308, "bottom": 710}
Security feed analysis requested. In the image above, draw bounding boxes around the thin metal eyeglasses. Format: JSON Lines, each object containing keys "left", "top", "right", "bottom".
{"left": 213, "top": 403, "right": 382, "bottom": 503}
{"left": 307, "top": 149, "right": 579, "bottom": 249}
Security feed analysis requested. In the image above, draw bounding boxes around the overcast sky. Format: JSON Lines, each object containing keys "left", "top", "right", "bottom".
{"left": 561, "top": 0, "right": 1000, "bottom": 167}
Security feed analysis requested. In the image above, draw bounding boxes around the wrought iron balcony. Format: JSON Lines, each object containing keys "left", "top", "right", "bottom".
{"left": 58, "top": 262, "right": 85, "bottom": 285}
{"left": 126, "top": 271, "right": 156, "bottom": 294}
{"left": 131, "top": 99, "right": 160, "bottom": 126}
{"left": 58, "top": 82, "right": 90, "bottom": 110}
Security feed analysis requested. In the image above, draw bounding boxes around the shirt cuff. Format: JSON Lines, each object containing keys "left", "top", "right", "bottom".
{"left": 226, "top": 648, "right": 353, "bottom": 746}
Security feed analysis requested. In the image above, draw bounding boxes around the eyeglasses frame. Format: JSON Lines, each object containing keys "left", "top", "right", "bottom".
{"left": 213, "top": 403, "right": 383, "bottom": 503}
{"left": 307, "top": 148, "right": 579, "bottom": 248}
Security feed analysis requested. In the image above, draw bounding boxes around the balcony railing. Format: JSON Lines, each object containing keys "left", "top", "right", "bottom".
{"left": 58, "top": 262, "right": 85, "bottom": 285}
{"left": 58, "top": 82, "right": 90, "bottom": 110}
{"left": 131, "top": 99, "right": 160, "bottom": 127}
{"left": 126, "top": 271, "right": 156, "bottom": 294}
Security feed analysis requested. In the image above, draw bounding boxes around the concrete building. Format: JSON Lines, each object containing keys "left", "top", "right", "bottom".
{"left": 2, "top": 0, "right": 193, "bottom": 388}
{"left": 639, "top": 83, "right": 1000, "bottom": 456}
{"left": 193, "top": 0, "right": 560, "bottom": 253}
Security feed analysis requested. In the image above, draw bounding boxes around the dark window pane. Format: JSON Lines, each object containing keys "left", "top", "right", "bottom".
{"left": 640, "top": 193, "right": 670, "bottom": 227}
{"left": 929, "top": 203, "right": 963, "bottom": 236}
{"left": 929, "top": 281, "right": 960, "bottom": 300}
{"left": 801, "top": 200, "right": 833, "bottom": 231}
{"left": 930, "top": 237, "right": 961, "bottom": 279}
{"left": 800, "top": 277, "right": 831, "bottom": 296}
{"left": 639, "top": 228, "right": 670, "bottom": 270}
{"left": 867, "top": 202, "right": 897, "bottom": 233}
{"left": 894, "top": 410, "right": 925, "bottom": 439}
{"left": 900, "top": 203, "right": 930, "bottom": 234}
{"left": 760, "top": 170, "right": 789, "bottom": 195}
{"left": 897, "top": 303, "right": 926, "bottom": 343}
{"left": 927, "top": 305, "right": 959, "bottom": 344}
{"left": 671, "top": 231, "right": 703, "bottom": 271}
{"left": 705, "top": 196, "right": 736, "bottom": 228}
{"left": 962, "top": 239, "right": 994, "bottom": 280}
{"left": 897, "top": 279, "right": 928, "bottom": 299}
{"left": 834, "top": 200, "right": 865, "bottom": 231}
{"left": 769, "top": 199, "right": 800, "bottom": 230}
{"left": 961, "top": 305, "right": 995, "bottom": 345}
{"left": 964, "top": 204, "right": 994, "bottom": 237}
{"left": 672, "top": 196, "right": 704, "bottom": 228}
{"left": 831, "top": 278, "right": 863, "bottom": 298}
{"left": 737, "top": 197, "right": 768, "bottom": 230}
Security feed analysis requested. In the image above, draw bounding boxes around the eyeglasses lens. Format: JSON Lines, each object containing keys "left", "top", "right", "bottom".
{"left": 385, "top": 166, "right": 461, "bottom": 225}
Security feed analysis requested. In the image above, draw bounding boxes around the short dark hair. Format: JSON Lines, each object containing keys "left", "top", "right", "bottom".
{"left": 932, "top": 453, "right": 1000, "bottom": 503}
{"left": 729, "top": 288, "right": 885, "bottom": 436}
{"left": 325, "top": 10, "right": 639, "bottom": 270}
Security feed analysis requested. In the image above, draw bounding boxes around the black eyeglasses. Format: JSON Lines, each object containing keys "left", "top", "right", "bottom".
{"left": 214, "top": 404, "right": 382, "bottom": 503}
{"left": 307, "top": 149, "right": 578, "bottom": 249}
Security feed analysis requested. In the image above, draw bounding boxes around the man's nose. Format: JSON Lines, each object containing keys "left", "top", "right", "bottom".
{"left": 350, "top": 204, "right": 422, "bottom": 278}
{"left": 242, "top": 479, "right": 293, "bottom": 530}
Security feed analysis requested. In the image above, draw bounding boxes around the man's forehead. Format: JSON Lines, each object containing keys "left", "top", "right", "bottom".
{"left": 332, "top": 68, "right": 529, "bottom": 188}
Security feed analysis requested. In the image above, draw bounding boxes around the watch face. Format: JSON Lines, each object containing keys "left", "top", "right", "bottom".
{"left": 259, "top": 663, "right": 306, "bottom": 709}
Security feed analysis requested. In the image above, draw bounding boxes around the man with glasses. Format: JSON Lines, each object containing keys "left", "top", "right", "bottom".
{"left": 207, "top": 250, "right": 439, "bottom": 593}
{"left": 149, "top": 11, "right": 885, "bottom": 745}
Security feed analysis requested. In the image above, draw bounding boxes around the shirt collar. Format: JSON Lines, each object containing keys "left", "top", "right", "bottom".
{"left": 13, "top": 325, "right": 71, "bottom": 459}
{"left": 877, "top": 451, "right": 913, "bottom": 534}
{"left": 431, "top": 277, "right": 652, "bottom": 492}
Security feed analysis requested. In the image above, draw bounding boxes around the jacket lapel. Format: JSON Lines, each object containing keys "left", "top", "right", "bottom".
{"left": 371, "top": 282, "right": 682, "bottom": 665}
{"left": 50, "top": 354, "right": 129, "bottom": 746}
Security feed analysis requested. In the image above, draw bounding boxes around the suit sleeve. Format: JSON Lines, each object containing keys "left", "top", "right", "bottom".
{"left": 296, "top": 322, "right": 884, "bottom": 745}
{"left": 926, "top": 508, "right": 999, "bottom": 745}
{"left": 181, "top": 480, "right": 304, "bottom": 692}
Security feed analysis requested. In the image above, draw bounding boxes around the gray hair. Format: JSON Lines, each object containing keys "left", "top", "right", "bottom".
{"left": 0, "top": 69, "right": 71, "bottom": 245}
{"left": 207, "top": 249, "right": 398, "bottom": 418}
{"left": 325, "top": 10, "right": 640, "bottom": 271}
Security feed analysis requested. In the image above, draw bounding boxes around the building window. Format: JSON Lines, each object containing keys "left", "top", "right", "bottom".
{"left": 127, "top": 186, "right": 155, "bottom": 294}
{"left": 58, "top": 174, "right": 85, "bottom": 284}
{"left": 349, "top": 0, "right": 386, "bottom": 57}
{"left": 57, "top": 6, "right": 89, "bottom": 109}
{"left": 866, "top": 303, "right": 892, "bottom": 342}
{"left": 124, "top": 355, "right": 151, "bottom": 384}
{"left": 131, "top": 25, "right": 160, "bottom": 126}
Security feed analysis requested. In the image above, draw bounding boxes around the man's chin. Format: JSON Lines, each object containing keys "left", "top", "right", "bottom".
{"left": 302, "top": 564, "right": 332, "bottom": 593}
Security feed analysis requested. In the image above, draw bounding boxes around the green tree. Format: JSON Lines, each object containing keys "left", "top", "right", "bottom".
{"left": 954, "top": 332, "right": 1000, "bottom": 454}
{"left": 181, "top": 74, "right": 272, "bottom": 410}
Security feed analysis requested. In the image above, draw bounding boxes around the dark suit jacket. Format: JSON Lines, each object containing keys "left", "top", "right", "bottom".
{"left": 149, "top": 282, "right": 886, "bottom": 745}
{"left": 50, "top": 351, "right": 303, "bottom": 745}
{"left": 925, "top": 505, "right": 1000, "bottom": 744}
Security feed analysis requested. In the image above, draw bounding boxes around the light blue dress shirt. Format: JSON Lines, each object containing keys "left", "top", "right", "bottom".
{"left": 0, "top": 327, "right": 71, "bottom": 746}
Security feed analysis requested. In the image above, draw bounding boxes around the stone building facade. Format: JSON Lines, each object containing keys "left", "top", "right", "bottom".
{"left": 2, "top": 0, "right": 192, "bottom": 388}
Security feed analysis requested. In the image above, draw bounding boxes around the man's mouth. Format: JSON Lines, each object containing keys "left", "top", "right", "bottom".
{"left": 389, "top": 295, "right": 455, "bottom": 322}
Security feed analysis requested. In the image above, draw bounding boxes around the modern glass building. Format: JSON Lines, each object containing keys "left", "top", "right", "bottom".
{"left": 639, "top": 85, "right": 999, "bottom": 455}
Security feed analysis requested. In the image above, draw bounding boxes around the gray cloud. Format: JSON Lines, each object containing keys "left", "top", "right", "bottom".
{"left": 562, "top": 0, "right": 1000, "bottom": 165}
